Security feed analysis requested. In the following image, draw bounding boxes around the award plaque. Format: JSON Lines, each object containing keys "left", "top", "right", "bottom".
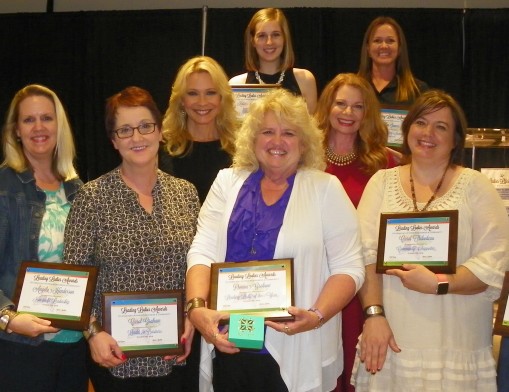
{"left": 13, "top": 261, "right": 98, "bottom": 330}
{"left": 231, "top": 84, "right": 279, "bottom": 119}
{"left": 494, "top": 272, "right": 509, "bottom": 336}
{"left": 376, "top": 210, "right": 458, "bottom": 274}
{"left": 210, "top": 258, "right": 294, "bottom": 321}
{"left": 102, "top": 290, "right": 184, "bottom": 357}
{"left": 380, "top": 105, "right": 408, "bottom": 147}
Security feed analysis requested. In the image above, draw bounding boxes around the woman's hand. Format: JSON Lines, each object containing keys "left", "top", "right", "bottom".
{"left": 360, "top": 316, "right": 400, "bottom": 373}
{"left": 386, "top": 264, "right": 437, "bottom": 294}
{"left": 6, "top": 313, "right": 59, "bottom": 337}
{"left": 88, "top": 331, "right": 127, "bottom": 368}
{"left": 264, "top": 306, "right": 320, "bottom": 335}
{"left": 165, "top": 317, "right": 195, "bottom": 363}
{"left": 188, "top": 307, "right": 239, "bottom": 354}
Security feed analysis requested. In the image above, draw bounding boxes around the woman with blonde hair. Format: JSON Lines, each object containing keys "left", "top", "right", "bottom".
{"left": 358, "top": 16, "right": 428, "bottom": 106}
{"left": 229, "top": 8, "right": 317, "bottom": 113}
{"left": 0, "top": 84, "right": 86, "bottom": 391}
{"left": 186, "top": 89, "right": 364, "bottom": 391}
{"left": 315, "top": 73, "right": 397, "bottom": 391}
{"left": 160, "top": 55, "right": 238, "bottom": 203}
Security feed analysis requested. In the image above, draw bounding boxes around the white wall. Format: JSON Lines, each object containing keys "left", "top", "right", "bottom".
{"left": 1, "top": 0, "right": 508, "bottom": 13}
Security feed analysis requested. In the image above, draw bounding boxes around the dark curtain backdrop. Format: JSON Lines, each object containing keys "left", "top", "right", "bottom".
{"left": 0, "top": 8, "right": 507, "bottom": 181}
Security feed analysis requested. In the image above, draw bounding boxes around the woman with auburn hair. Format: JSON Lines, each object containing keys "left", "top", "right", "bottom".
{"left": 0, "top": 84, "right": 86, "bottom": 391}
{"left": 315, "top": 73, "right": 397, "bottom": 391}
{"left": 229, "top": 8, "right": 317, "bottom": 113}
{"left": 160, "top": 55, "right": 238, "bottom": 204}
{"left": 64, "top": 86, "right": 200, "bottom": 392}
{"left": 358, "top": 16, "right": 429, "bottom": 106}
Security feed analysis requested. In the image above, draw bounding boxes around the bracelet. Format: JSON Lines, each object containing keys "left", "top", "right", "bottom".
{"left": 364, "top": 304, "right": 385, "bottom": 318}
{"left": 308, "top": 308, "right": 325, "bottom": 329}
{"left": 185, "top": 297, "right": 207, "bottom": 316}
{"left": 83, "top": 320, "right": 104, "bottom": 340}
{"left": 0, "top": 308, "right": 19, "bottom": 333}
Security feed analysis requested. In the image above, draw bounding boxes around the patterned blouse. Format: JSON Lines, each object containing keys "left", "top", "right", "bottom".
{"left": 64, "top": 168, "right": 200, "bottom": 378}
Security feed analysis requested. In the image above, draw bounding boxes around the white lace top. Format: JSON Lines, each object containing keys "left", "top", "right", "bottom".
{"left": 353, "top": 167, "right": 509, "bottom": 392}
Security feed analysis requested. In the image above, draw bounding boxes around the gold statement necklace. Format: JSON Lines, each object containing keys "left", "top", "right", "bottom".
{"left": 325, "top": 146, "right": 357, "bottom": 166}
{"left": 409, "top": 164, "right": 448, "bottom": 212}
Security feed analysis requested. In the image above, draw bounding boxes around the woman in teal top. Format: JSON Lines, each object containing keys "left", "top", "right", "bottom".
{"left": 0, "top": 84, "right": 86, "bottom": 391}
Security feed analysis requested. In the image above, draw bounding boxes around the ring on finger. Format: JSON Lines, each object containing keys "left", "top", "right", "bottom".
{"left": 284, "top": 325, "right": 290, "bottom": 334}
{"left": 212, "top": 332, "right": 218, "bottom": 340}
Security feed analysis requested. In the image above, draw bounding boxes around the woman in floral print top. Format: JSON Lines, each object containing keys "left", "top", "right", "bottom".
{"left": 64, "top": 86, "right": 200, "bottom": 391}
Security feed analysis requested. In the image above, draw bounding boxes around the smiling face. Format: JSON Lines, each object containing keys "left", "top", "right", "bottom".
{"left": 16, "top": 95, "right": 58, "bottom": 163}
{"left": 253, "top": 20, "right": 284, "bottom": 64}
{"left": 368, "top": 23, "right": 400, "bottom": 67}
{"left": 254, "top": 110, "right": 302, "bottom": 179}
{"left": 181, "top": 71, "right": 221, "bottom": 130}
{"left": 328, "top": 85, "right": 365, "bottom": 137}
{"left": 111, "top": 106, "right": 162, "bottom": 168}
{"left": 407, "top": 107, "right": 456, "bottom": 164}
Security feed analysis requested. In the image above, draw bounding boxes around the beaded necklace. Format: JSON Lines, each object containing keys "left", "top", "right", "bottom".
{"left": 409, "top": 164, "right": 448, "bottom": 212}
{"left": 325, "top": 146, "right": 357, "bottom": 166}
{"left": 255, "top": 70, "right": 286, "bottom": 85}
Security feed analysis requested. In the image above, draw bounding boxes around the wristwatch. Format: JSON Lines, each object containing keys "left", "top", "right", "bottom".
{"left": 364, "top": 304, "right": 385, "bottom": 318}
{"left": 436, "top": 274, "right": 449, "bottom": 295}
{"left": 185, "top": 297, "right": 206, "bottom": 315}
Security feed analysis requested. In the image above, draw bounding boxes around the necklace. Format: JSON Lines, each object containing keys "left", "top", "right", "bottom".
{"left": 409, "top": 164, "right": 448, "bottom": 212}
{"left": 325, "top": 146, "right": 357, "bottom": 166}
{"left": 255, "top": 70, "right": 285, "bottom": 85}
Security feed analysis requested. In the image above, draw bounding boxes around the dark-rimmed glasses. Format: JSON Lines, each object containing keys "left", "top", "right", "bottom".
{"left": 114, "top": 123, "right": 156, "bottom": 139}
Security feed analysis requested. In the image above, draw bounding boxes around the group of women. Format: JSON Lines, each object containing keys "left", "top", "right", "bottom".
{"left": 0, "top": 7, "right": 508, "bottom": 392}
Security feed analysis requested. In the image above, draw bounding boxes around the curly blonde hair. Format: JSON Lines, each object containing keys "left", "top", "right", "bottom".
{"left": 234, "top": 89, "right": 325, "bottom": 171}
{"left": 162, "top": 56, "right": 238, "bottom": 157}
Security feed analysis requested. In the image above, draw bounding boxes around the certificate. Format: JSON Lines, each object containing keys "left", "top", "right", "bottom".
{"left": 376, "top": 210, "right": 458, "bottom": 273}
{"left": 231, "top": 84, "right": 279, "bottom": 119}
{"left": 13, "top": 261, "right": 98, "bottom": 330}
{"left": 380, "top": 106, "right": 408, "bottom": 147}
{"left": 102, "top": 291, "right": 184, "bottom": 357}
{"left": 210, "top": 259, "right": 294, "bottom": 321}
{"left": 494, "top": 272, "right": 509, "bottom": 336}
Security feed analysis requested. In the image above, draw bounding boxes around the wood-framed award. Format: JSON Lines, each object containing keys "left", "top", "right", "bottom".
{"left": 102, "top": 290, "right": 184, "bottom": 357}
{"left": 376, "top": 210, "right": 458, "bottom": 274}
{"left": 231, "top": 84, "right": 280, "bottom": 119}
{"left": 13, "top": 261, "right": 98, "bottom": 330}
{"left": 494, "top": 272, "right": 509, "bottom": 336}
{"left": 210, "top": 258, "right": 294, "bottom": 321}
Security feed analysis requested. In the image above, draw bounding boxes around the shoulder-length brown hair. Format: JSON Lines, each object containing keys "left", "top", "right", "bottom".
{"left": 401, "top": 89, "right": 467, "bottom": 165}
{"left": 315, "top": 73, "right": 388, "bottom": 175}
{"left": 162, "top": 56, "right": 238, "bottom": 157}
{"left": 358, "top": 16, "right": 422, "bottom": 103}
{"left": 244, "top": 8, "right": 295, "bottom": 72}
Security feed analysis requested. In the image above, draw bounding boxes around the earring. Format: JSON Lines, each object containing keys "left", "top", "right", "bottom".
{"left": 16, "top": 136, "right": 21, "bottom": 143}
{"left": 180, "top": 109, "right": 186, "bottom": 120}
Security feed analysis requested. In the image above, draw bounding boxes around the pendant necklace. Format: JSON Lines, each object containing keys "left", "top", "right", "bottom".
{"left": 255, "top": 70, "right": 286, "bottom": 85}
{"left": 409, "top": 164, "right": 448, "bottom": 212}
{"left": 325, "top": 146, "right": 357, "bottom": 166}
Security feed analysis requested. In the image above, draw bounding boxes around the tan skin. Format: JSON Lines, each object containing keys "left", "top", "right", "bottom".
{"left": 359, "top": 107, "right": 488, "bottom": 373}
{"left": 88, "top": 106, "right": 194, "bottom": 368}
{"left": 369, "top": 24, "right": 400, "bottom": 93}
{"left": 187, "top": 111, "right": 357, "bottom": 351}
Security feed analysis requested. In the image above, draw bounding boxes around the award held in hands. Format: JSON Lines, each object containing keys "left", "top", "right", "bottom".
{"left": 102, "top": 290, "right": 184, "bottom": 357}
{"left": 376, "top": 210, "right": 458, "bottom": 274}
{"left": 210, "top": 258, "right": 294, "bottom": 321}
{"left": 13, "top": 261, "right": 98, "bottom": 330}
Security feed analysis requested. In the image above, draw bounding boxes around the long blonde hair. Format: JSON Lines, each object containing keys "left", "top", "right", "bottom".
{"left": 162, "top": 56, "right": 238, "bottom": 157}
{"left": 1, "top": 84, "right": 78, "bottom": 180}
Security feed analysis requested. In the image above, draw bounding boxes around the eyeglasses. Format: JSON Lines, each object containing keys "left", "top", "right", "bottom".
{"left": 254, "top": 32, "right": 283, "bottom": 43}
{"left": 335, "top": 101, "right": 365, "bottom": 114}
{"left": 114, "top": 123, "right": 156, "bottom": 139}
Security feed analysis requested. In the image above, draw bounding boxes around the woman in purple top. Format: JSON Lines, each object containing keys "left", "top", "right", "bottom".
{"left": 186, "top": 89, "right": 365, "bottom": 392}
